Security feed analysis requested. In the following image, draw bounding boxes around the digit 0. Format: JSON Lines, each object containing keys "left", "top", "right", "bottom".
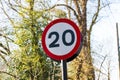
{"left": 62, "top": 29, "right": 75, "bottom": 46}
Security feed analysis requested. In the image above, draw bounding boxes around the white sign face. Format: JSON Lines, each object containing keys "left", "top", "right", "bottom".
{"left": 45, "top": 22, "right": 77, "bottom": 56}
{"left": 42, "top": 19, "right": 82, "bottom": 60}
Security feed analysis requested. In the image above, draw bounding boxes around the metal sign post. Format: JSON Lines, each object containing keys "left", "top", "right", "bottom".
{"left": 116, "top": 23, "right": 120, "bottom": 80}
{"left": 61, "top": 60, "right": 67, "bottom": 80}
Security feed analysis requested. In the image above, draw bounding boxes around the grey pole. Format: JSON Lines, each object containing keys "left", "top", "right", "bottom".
{"left": 116, "top": 23, "right": 120, "bottom": 80}
{"left": 61, "top": 60, "right": 67, "bottom": 80}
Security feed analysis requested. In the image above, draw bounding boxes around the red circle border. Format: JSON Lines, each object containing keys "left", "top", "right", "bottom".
{"left": 42, "top": 18, "right": 82, "bottom": 60}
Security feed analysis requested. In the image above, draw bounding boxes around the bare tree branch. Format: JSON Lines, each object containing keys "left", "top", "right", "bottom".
{"left": 0, "top": 71, "right": 18, "bottom": 79}
{"left": 0, "top": 50, "right": 7, "bottom": 55}
{"left": 7, "top": 0, "right": 25, "bottom": 18}
{"left": 97, "top": 55, "right": 107, "bottom": 80}
{"left": 73, "top": 0, "right": 82, "bottom": 26}
{"left": 66, "top": 0, "right": 71, "bottom": 19}
{"left": 0, "top": 43, "right": 10, "bottom": 55}
{"left": 89, "top": 0, "right": 100, "bottom": 33}
{"left": 94, "top": 67, "right": 108, "bottom": 76}
{"left": 45, "top": 4, "right": 80, "bottom": 25}
{"left": 0, "top": 0, "right": 14, "bottom": 26}
{"left": 0, "top": 33, "right": 14, "bottom": 42}
{"left": 0, "top": 53, "right": 9, "bottom": 66}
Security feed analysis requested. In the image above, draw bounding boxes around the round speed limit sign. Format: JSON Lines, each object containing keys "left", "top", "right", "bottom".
{"left": 42, "top": 18, "right": 82, "bottom": 61}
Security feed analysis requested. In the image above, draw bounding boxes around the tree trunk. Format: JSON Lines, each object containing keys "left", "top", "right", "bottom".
{"left": 68, "top": 0, "right": 95, "bottom": 80}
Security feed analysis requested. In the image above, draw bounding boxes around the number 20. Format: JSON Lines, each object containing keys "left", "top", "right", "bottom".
{"left": 48, "top": 29, "right": 75, "bottom": 48}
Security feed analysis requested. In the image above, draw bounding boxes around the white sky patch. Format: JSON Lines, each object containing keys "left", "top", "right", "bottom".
{"left": 91, "top": 0, "right": 120, "bottom": 79}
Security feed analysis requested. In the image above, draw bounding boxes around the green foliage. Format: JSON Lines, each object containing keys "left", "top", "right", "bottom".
{"left": 13, "top": 15, "right": 50, "bottom": 80}
{"left": 55, "top": 9, "right": 67, "bottom": 18}
{"left": 0, "top": 0, "right": 68, "bottom": 79}
{"left": 7, "top": 0, "right": 51, "bottom": 80}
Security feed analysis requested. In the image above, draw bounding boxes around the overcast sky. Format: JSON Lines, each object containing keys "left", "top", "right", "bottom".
{"left": 92, "top": 0, "right": 120, "bottom": 80}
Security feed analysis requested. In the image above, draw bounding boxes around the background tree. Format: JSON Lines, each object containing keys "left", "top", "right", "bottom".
{"left": 48, "top": 0, "right": 101, "bottom": 80}
{"left": 0, "top": 0, "right": 62, "bottom": 79}
{"left": 0, "top": 0, "right": 114, "bottom": 80}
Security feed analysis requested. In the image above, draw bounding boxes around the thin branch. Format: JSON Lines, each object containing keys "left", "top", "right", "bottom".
{"left": 7, "top": 0, "right": 25, "bottom": 18}
{"left": 94, "top": 67, "right": 108, "bottom": 76}
{"left": 73, "top": 0, "right": 82, "bottom": 26}
{"left": 45, "top": 4, "right": 77, "bottom": 15}
{"left": 97, "top": 55, "right": 107, "bottom": 80}
{"left": 0, "top": 0, "right": 14, "bottom": 26}
{"left": 66, "top": 0, "right": 71, "bottom": 19}
{"left": 0, "top": 53, "right": 9, "bottom": 66}
{"left": 0, "top": 71, "right": 18, "bottom": 79}
{"left": 0, "top": 43, "right": 10, "bottom": 55}
{"left": 0, "top": 33, "right": 14, "bottom": 42}
{"left": 45, "top": 4, "right": 79, "bottom": 24}
{"left": 0, "top": 50, "right": 7, "bottom": 55}
{"left": 5, "top": 36, "right": 11, "bottom": 54}
{"left": 89, "top": 0, "right": 100, "bottom": 33}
